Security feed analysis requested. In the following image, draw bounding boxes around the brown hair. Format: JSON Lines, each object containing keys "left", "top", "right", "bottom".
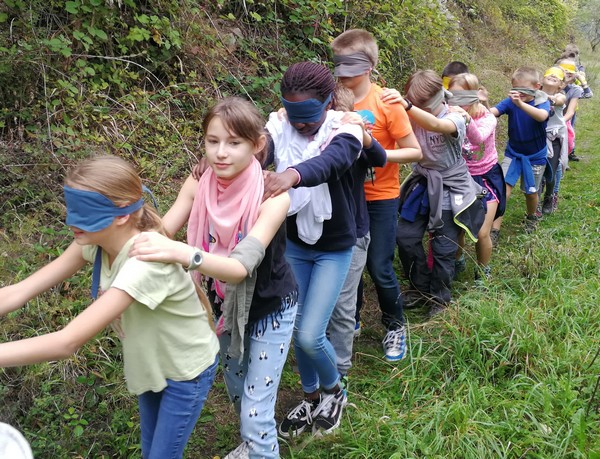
{"left": 511, "top": 67, "right": 541, "bottom": 86}
{"left": 202, "top": 97, "right": 267, "bottom": 157}
{"left": 404, "top": 70, "right": 443, "bottom": 108}
{"left": 332, "top": 83, "right": 355, "bottom": 112}
{"left": 448, "top": 73, "right": 486, "bottom": 116}
{"left": 65, "top": 155, "right": 165, "bottom": 236}
{"left": 331, "top": 29, "right": 379, "bottom": 68}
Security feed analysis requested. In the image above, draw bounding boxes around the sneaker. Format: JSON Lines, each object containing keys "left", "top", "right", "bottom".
{"left": 224, "top": 442, "right": 249, "bottom": 459}
{"left": 551, "top": 193, "right": 559, "bottom": 212}
{"left": 454, "top": 254, "right": 466, "bottom": 276}
{"left": 535, "top": 203, "right": 543, "bottom": 218}
{"left": 568, "top": 153, "right": 581, "bottom": 162}
{"left": 474, "top": 265, "right": 491, "bottom": 287}
{"left": 382, "top": 327, "right": 407, "bottom": 362}
{"left": 428, "top": 302, "right": 448, "bottom": 317}
{"left": 312, "top": 389, "right": 347, "bottom": 435}
{"left": 524, "top": 214, "right": 540, "bottom": 233}
{"left": 490, "top": 228, "right": 500, "bottom": 248}
{"left": 278, "top": 398, "right": 317, "bottom": 438}
{"left": 353, "top": 320, "right": 362, "bottom": 338}
{"left": 403, "top": 291, "right": 426, "bottom": 309}
{"left": 541, "top": 195, "right": 554, "bottom": 215}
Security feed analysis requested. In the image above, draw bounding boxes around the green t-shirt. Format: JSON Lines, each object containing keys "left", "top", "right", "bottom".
{"left": 82, "top": 234, "right": 219, "bottom": 395}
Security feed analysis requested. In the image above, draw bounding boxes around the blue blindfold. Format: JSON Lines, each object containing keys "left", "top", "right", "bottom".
{"left": 64, "top": 186, "right": 145, "bottom": 232}
{"left": 281, "top": 93, "right": 332, "bottom": 123}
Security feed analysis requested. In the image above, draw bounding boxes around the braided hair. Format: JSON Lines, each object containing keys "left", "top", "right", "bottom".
{"left": 280, "top": 62, "right": 336, "bottom": 102}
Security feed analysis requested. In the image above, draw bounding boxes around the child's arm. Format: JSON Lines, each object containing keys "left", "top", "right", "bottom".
{"left": 129, "top": 193, "right": 290, "bottom": 284}
{"left": 162, "top": 174, "right": 197, "bottom": 236}
{"left": 465, "top": 111, "right": 497, "bottom": 145}
{"left": 548, "top": 93, "right": 566, "bottom": 107}
{"left": 509, "top": 92, "right": 549, "bottom": 122}
{"left": 381, "top": 88, "right": 460, "bottom": 135}
{"left": 563, "top": 97, "right": 579, "bottom": 122}
{"left": 0, "top": 242, "right": 86, "bottom": 316}
{"left": 490, "top": 107, "right": 500, "bottom": 117}
{"left": 386, "top": 131, "right": 422, "bottom": 163}
{"left": 0, "top": 287, "right": 133, "bottom": 367}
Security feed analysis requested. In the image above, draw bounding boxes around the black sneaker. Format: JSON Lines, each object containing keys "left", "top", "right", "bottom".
{"left": 541, "top": 195, "right": 554, "bottom": 215}
{"left": 569, "top": 153, "right": 581, "bottom": 162}
{"left": 524, "top": 214, "right": 540, "bottom": 233}
{"left": 278, "top": 398, "right": 318, "bottom": 438}
{"left": 403, "top": 291, "right": 427, "bottom": 309}
{"left": 312, "top": 390, "right": 347, "bottom": 435}
{"left": 490, "top": 228, "right": 500, "bottom": 248}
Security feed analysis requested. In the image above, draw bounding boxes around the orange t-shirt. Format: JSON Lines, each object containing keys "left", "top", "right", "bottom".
{"left": 354, "top": 83, "right": 413, "bottom": 201}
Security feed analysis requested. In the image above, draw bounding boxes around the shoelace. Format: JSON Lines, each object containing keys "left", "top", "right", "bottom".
{"left": 383, "top": 328, "right": 405, "bottom": 348}
{"left": 287, "top": 400, "right": 314, "bottom": 423}
{"left": 314, "top": 392, "right": 345, "bottom": 419}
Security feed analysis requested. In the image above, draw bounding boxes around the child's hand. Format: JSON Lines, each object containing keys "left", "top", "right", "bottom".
{"left": 380, "top": 88, "right": 404, "bottom": 105}
{"left": 192, "top": 158, "right": 209, "bottom": 181}
{"left": 277, "top": 107, "right": 288, "bottom": 121}
{"left": 448, "top": 105, "right": 471, "bottom": 125}
{"left": 129, "top": 232, "right": 192, "bottom": 267}
{"left": 262, "top": 169, "right": 298, "bottom": 201}
{"left": 509, "top": 90, "right": 524, "bottom": 107}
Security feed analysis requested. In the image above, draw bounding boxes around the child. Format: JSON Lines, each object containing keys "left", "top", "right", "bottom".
{"left": 130, "top": 97, "right": 298, "bottom": 459}
{"left": 448, "top": 73, "right": 506, "bottom": 283}
{"left": 441, "top": 60, "right": 469, "bottom": 89}
{"left": 490, "top": 67, "right": 551, "bottom": 235}
{"left": 326, "top": 83, "right": 387, "bottom": 386}
{"left": 0, "top": 155, "right": 220, "bottom": 459}
{"left": 331, "top": 29, "right": 422, "bottom": 361}
{"left": 539, "top": 67, "right": 568, "bottom": 214}
{"left": 557, "top": 59, "right": 584, "bottom": 162}
{"left": 258, "top": 61, "right": 363, "bottom": 437}
{"left": 388, "top": 70, "right": 485, "bottom": 315}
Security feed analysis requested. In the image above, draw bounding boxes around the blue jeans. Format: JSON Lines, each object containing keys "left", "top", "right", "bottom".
{"left": 219, "top": 293, "right": 297, "bottom": 459}
{"left": 286, "top": 239, "right": 353, "bottom": 393}
{"left": 138, "top": 357, "right": 218, "bottom": 459}
{"left": 365, "top": 198, "right": 404, "bottom": 329}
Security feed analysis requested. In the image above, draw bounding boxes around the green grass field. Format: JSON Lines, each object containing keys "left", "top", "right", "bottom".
{"left": 1, "top": 61, "right": 600, "bottom": 458}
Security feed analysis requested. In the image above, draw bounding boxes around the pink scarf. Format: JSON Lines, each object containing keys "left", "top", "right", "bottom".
{"left": 187, "top": 158, "right": 264, "bottom": 298}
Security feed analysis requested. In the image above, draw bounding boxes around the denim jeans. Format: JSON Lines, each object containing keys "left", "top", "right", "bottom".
{"left": 327, "top": 233, "right": 370, "bottom": 375}
{"left": 286, "top": 239, "right": 352, "bottom": 393}
{"left": 365, "top": 198, "right": 404, "bottom": 329}
{"left": 219, "top": 293, "right": 297, "bottom": 459}
{"left": 138, "top": 357, "right": 218, "bottom": 459}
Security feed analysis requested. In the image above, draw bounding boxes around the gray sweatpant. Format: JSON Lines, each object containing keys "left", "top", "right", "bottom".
{"left": 326, "top": 233, "right": 370, "bottom": 376}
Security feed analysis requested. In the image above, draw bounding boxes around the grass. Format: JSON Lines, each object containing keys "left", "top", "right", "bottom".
{"left": 1, "top": 53, "right": 600, "bottom": 459}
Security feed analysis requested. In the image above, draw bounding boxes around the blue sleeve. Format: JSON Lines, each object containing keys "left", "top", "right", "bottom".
{"left": 292, "top": 133, "right": 361, "bottom": 187}
{"left": 494, "top": 97, "right": 511, "bottom": 115}
{"left": 361, "top": 137, "right": 387, "bottom": 168}
{"left": 537, "top": 100, "right": 551, "bottom": 113}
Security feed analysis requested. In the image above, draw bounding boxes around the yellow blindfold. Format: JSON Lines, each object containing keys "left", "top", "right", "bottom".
{"left": 544, "top": 67, "right": 565, "bottom": 81}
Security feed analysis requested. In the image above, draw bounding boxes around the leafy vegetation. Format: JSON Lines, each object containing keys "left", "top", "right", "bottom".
{"left": 2, "top": 0, "right": 597, "bottom": 458}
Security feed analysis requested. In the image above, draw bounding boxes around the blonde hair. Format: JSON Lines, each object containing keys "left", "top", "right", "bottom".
{"left": 65, "top": 155, "right": 165, "bottom": 236}
{"left": 448, "top": 73, "right": 486, "bottom": 116}
{"left": 331, "top": 29, "right": 379, "bottom": 68}
{"left": 404, "top": 70, "right": 443, "bottom": 108}
{"left": 511, "top": 67, "right": 540, "bottom": 86}
{"left": 332, "top": 83, "right": 355, "bottom": 112}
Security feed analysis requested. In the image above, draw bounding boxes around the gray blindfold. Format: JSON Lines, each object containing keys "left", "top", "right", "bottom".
{"left": 423, "top": 88, "right": 452, "bottom": 110}
{"left": 333, "top": 53, "right": 372, "bottom": 77}
{"left": 447, "top": 90, "right": 479, "bottom": 106}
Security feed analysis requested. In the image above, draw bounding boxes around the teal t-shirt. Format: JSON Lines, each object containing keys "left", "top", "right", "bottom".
{"left": 82, "top": 234, "right": 219, "bottom": 395}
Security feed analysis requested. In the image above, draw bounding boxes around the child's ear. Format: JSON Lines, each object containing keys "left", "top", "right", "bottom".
{"left": 534, "top": 82, "right": 542, "bottom": 89}
{"left": 255, "top": 134, "right": 267, "bottom": 155}
{"left": 115, "top": 214, "right": 131, "bottom": 226}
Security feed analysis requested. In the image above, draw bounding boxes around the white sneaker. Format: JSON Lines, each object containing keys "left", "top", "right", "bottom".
{"left": 382, "top": 326, "right": 407, "bottom": 362}
{"left": 224, "top": 442, "right": 249, "bottom": 459}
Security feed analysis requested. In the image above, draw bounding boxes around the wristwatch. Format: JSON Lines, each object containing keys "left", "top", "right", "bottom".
{"left": 404, "top": 99, "right": 413, "bottom": 111}
{"left": 186, "top": 248, "right": 204, "bottom": 271}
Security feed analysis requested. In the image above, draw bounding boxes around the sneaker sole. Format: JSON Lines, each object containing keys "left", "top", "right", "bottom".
{"left": 384, "top": 352, "right": 406, "bottom": 362}
{"left": 278, "top": 424, "right": 308, "bottom": 438}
